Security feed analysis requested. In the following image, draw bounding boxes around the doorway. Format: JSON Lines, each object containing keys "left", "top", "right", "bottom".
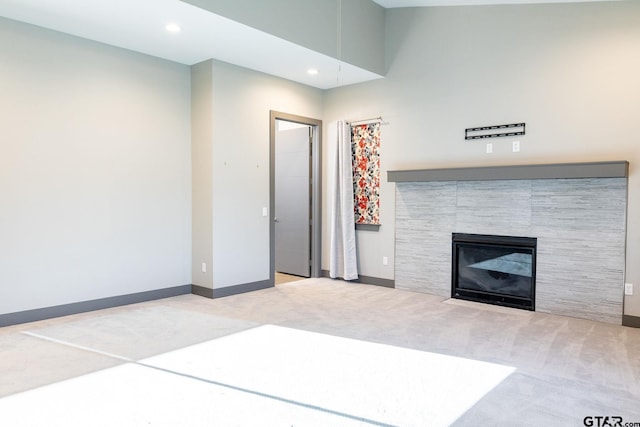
{"left": 269, "top": 111, "right": 322, "bottom": 285}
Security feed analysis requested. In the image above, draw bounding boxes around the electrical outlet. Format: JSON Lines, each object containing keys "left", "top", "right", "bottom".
{"left": 486, "top": 143, "right": 493, "bottom": 154}
{"left": 383, "top": 256, "right": 389, "bottom": 266}
{"left": 201, "top": 262, "right": 207, "bottom": 273}
{"left": 625, "top": 283, "right": 633, "bottom": 296}
{"left": 512, "top": 140, "right": 520, "bottom": 152}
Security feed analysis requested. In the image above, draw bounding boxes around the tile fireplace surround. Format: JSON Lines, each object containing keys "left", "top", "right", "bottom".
{"left": 389, "top": 161, "right": 629, "bottom": 324}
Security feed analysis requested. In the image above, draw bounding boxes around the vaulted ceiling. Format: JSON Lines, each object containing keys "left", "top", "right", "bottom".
{"left": 0, "top": 0, "right": 617, "bottom": 89}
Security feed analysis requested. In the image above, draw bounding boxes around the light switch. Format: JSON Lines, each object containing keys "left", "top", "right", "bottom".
{"left": 262, "top": 207, "right": 268, "bottom": 217}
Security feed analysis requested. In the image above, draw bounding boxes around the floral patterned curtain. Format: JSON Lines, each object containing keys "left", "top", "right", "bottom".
{"left": 351, "top": 122, "right": 381, "bottom": 225}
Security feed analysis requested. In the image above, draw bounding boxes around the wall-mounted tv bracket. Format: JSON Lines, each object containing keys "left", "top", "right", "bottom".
{"left": 465, "top": 123, "right": 525, "bottom": 140}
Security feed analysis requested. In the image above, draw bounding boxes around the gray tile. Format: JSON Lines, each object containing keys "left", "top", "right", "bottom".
{"left": 456, "top": 180, "right": 532, "bottom": 237}
{"left": 531, "top": 178, "right": 627, "bottom": 233}
{"left": 395, "top": 182, "right": 456, "bottom": 295}
{"left": 531, "top": 179, "right": 626, "bottom": 322}
{"left": 394, "top": 177, "right": 627, "bottom": 323}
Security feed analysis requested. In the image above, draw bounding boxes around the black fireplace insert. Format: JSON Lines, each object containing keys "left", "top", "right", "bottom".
{"left": 452, "top": 233, "right": 536, "bottom": 311}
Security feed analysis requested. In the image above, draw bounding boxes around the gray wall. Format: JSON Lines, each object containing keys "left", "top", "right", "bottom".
{"left": 191, "top": 61, "right": 214, "bottom": 288}
{"left": 191, "top": 59, "right": 323, "bottom": 290}
{"left": 182, "top": 0, "right": 385, "bottom": 75}
{"left": 0, "top": 18, "right": 192, "bottom": 314}
{"left": 322, "top": 1, "right": 640, "bottom": 316}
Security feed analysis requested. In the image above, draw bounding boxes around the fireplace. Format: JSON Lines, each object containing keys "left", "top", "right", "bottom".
{"left": 391, "top": 162, "right": 627, "bottom": 323}
{"left": 452, "top": 233, "right": 537, "bottom": 311}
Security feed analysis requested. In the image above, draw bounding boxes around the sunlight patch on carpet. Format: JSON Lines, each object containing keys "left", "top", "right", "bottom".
{"left": 0, "top": 325, "right": 515, "bottom": 426}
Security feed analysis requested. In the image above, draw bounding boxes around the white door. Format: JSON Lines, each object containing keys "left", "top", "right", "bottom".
{"left": 275, "top": 120, "right": 311, "bottom": 277}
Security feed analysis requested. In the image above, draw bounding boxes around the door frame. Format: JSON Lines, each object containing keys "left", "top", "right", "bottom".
{"left": 270, "top": 111, "right": 322, "bottom": 283}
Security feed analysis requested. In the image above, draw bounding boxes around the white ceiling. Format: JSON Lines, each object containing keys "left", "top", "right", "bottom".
{"left": 0, "top": 0, "right": 383, "bottom": 89}
{"left": 0, "top": 0, "right": 617, "bottom": 90}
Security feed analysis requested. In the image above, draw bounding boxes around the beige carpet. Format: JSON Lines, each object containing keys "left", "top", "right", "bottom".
{"left": 1, "top": 278, "right": 639, "bottom": 426}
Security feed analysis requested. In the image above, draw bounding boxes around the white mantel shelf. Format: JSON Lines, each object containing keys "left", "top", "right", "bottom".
{"left": 387, "top": 161, "right": 629, "bottom": 183}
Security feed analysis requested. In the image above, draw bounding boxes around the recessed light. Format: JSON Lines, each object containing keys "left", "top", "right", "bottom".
{"left": 165, "top": 23, "right": 181, "bottom": 33}
{"left": 307, "top": 68, "right": 319, "bottom": 75}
